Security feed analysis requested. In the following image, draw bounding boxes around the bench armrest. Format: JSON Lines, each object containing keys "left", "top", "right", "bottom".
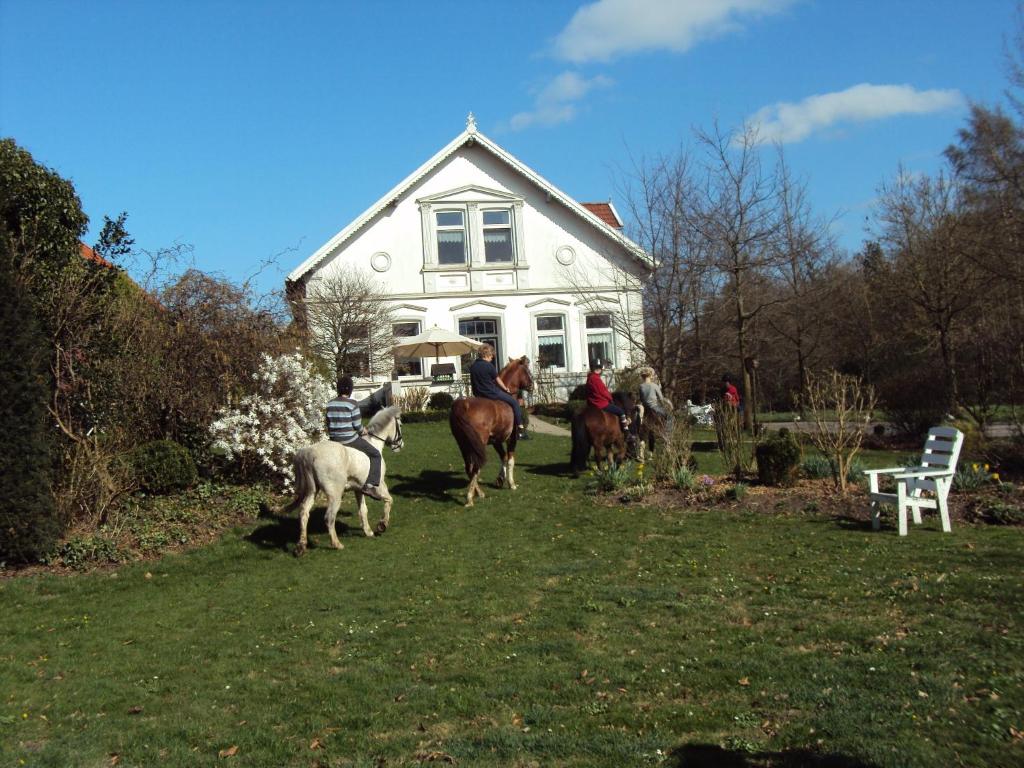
{"left": 862, "top": 466, "right": 914, "bottom": 477}
{"left": 891, "top": 468, "right": 953, "bottom": 480}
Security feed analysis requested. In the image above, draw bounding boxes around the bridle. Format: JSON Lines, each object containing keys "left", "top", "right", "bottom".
{"left": 367, "top": 417, "right": 403, "bottom": 452}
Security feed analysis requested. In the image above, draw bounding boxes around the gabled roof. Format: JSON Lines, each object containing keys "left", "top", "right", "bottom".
{"left": 80, "top": 243, "right": 113, "bottom": 268}
{"left": 288, "top": 115, "right": 650, "bottom": 282}
{"left": 581, "top": 202, "right": 623, "bottom": 229}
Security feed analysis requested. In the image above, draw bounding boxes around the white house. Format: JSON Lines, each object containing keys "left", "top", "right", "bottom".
{"left": 287, "top": 114, "right": 650, "bottom": 399}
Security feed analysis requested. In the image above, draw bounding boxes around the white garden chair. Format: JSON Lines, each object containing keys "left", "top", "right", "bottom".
{"left": 862, "top": 427, "right": 964, "bottom": 536}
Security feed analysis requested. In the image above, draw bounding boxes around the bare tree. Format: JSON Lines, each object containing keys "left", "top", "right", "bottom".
{"left": 801, "top": 369, "right": 877, "bottom": 494}
{"left": 873, "top": 169, "right": 989, "bottom": 410}
{"left": 303, "top": 269, "right": 395, "bottom": 380}
{"left": 765, "top": 153, "right": 839, "bottom": 402}
{"left": 692, "top": 123, "right": 787, "bottom": 429}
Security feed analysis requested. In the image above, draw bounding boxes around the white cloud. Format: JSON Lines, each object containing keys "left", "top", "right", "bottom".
{"left": 748, "top": 83, "right": 964, "bottom": 144}
{"left": 553, "top": 0, "right": 795, "bottom": 63}
{"left": 506, "top": 71, "right": 614, "bottom": 131}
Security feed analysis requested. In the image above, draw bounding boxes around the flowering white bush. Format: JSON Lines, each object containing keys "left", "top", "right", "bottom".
{"left": 209, "top": 352, "right": 333, "bottom": 487}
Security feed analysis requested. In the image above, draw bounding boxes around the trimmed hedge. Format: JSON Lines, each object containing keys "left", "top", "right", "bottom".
{"left": 427, "top": 392, "right": 454, "bottom": 411}
{"left": 121, "top": 440, "right": 198, "bottom": 494}
{"left": 401, "top": 409, "right": 449, "bottom": 424}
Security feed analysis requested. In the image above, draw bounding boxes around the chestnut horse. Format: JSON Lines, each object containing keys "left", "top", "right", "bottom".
{"left": 449, "top": 356, "right": 534, "bottom": 507}
{"left": 570, "top": 392, "right": 640, "bottom": 473}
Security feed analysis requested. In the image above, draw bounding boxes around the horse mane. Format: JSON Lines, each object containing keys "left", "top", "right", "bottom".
{"left": 367, "top": 404, "right": 402, "bottom": 432}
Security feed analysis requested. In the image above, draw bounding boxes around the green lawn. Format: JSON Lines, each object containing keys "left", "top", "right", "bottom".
{"left": 2, "top": 423, "right": 1022, "bottom": 767}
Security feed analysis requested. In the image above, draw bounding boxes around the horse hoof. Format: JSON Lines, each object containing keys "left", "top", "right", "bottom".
{"left": 294, "top": 544, "right": 306, "bottom": 558}
{"left": 332, "top": 540, "right": 344, "bottom": 550}
{"left": 375, "top": 521, "right": 387, "bottom": 535}
{"left": 364, "top": 530, "right": 375, "bottom": 538}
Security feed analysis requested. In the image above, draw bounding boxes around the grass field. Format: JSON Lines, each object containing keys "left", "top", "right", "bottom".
{"left": 2, "top": 422, "right": 1023, "bottom": 767}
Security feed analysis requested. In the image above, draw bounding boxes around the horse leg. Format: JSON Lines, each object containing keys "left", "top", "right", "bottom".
{"left": 506, "top": 447, "right": 517, "bottom": 491}
{"left": 356, "top": 490, "right": 374, "bottom": 537}
{"left": 325, "top": 488, "right": 344, "bottom": 550}
{"left": 295, "top": 490, "right": 316, "bottom": 557}
{"left": 465, "top": 471, "right": 481, "bottom": 508}
{"left": 375, "top": 481, "right": 392, "bottom": 534}
{"left": 494, "top": 442, "right": 507, "bottom": 488}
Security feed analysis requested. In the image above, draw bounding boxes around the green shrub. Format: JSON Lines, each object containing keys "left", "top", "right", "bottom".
{"left": 427, "top": 392, "right": 454, "bottom": 411}
{"left": 0, "top": 253, "right": 62, "bottom": 564}
{"left": 755, "top": 430, "right": 802, "bottom": 486}
{"left": 954, "top": 463, "right": 995, "bottom": 492}
{"left": 673, "top": 466, "right": 697, "bottom": 491}
{"left": 401, "top": 409, "right": 448, "bottom": 424}
{"left": 802, "top": 455, "right": 866, "bottom": 485}
{"left": 586, "top": 464, "right": 632, "bottom": 493}
{"left": 972, "top": 499, "right": 1024, "bottom": 526}
{"left": 48, "top": 535, "right": 125, "bottom": 570}
{"left": 122, "top": 440, "right": 198, "bottom": 494}
{"left": 726, "top": 482, "right": 749, "bottom": 501}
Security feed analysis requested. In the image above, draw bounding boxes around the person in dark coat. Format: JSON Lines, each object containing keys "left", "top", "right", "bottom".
{"left": 468, "top": 344, "right": 526, "bottom": 439}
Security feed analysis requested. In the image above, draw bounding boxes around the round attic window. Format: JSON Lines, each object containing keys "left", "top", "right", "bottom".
{"left": 370, "top": 252, "right": 392, "bottom": 272}
{"left": 555, "top": 245, "right": 576, "bottom": 266}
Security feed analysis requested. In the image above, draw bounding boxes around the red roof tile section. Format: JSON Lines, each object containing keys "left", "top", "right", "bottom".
{"left": 581, "top": 202, "right": 622, "bottom": 229}
{"left": 80, "top": 243, "right": 113, "bottom": 268}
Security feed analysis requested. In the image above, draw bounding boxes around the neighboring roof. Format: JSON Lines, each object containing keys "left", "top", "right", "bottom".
{"left": 288, "top": 114, "right": 650, "bottom": 282}
{"left": 80, "top": 243, "right": 113, "bottom": 268}
{"left": 581, "top": 202, "right": 623, "bottom": 229}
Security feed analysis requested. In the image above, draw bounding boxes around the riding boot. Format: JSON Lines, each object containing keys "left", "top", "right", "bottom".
{"left": 517, "top": 426, "right": 531, "bottom": 440}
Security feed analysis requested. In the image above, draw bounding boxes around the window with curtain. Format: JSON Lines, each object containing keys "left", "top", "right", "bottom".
{"left": 436, "top": 210, "right": 467, "bottom": 265}
{"left": 392, "top": 320, "right": 422, "bottom": 377}
{"left": 536, "top": 314, "right": 566, "bottom": 369}
{"left": 585, "top": 314, "right": 614, "bottom": 367}
{"left": 482, "top": 209, "right": 513, "bottom": 263}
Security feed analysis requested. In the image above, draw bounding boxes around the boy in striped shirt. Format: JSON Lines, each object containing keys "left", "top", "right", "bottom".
{"left": 326, "top": 376, "right": 383, "bottom": 500}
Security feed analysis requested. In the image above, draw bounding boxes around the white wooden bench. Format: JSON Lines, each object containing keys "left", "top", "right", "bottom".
{"left": 862, "top": 427, "right": 964, "bottom": 536}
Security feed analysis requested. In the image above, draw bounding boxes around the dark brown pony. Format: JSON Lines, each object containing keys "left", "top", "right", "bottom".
{"left": 570, "top": 392, "right": 640, "bottom": 473}
{"left": 449, "top": 356, "right": 534, "bottom": 507}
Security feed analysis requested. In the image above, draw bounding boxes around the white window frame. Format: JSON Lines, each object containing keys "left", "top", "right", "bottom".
{"left": 435, "top": 208, "right": 469, "bottom": 266}
{"left": 392, "top": 319, "right": 424, "bottom": 379}
{"left": 534, "top": 313, "right": 569, "bottom": 372}
{"left": 481, "top": 207, "right": 515, "bottom": 264}
{"left": 584, "top": 313, "right": 616, "bottom": 368}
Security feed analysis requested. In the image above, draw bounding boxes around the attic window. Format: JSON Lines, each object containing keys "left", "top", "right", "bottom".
{"left": 482, "top": 209, "right": 513, "bottom": 263}
{"left": 436, "top": 211, "right": 467, "bottom": 265}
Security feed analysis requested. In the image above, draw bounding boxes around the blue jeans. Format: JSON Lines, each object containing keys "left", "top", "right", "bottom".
{"left": 602, "top": 403, "right": 626, "bottom": 419}
{"left": 490, "top": 391, "right": 523, "bottom": 427}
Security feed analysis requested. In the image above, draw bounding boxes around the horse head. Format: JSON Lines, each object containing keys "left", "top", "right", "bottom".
{"left": 501, "top": 356, "right": 534, "bottom": 394}
{"left": 366, "top": 405, "right": 404, "bottom": 453}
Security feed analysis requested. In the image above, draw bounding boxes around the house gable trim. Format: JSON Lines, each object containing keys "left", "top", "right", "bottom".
{"left": 289, "top": 125, "right": 650, "bottom": 283}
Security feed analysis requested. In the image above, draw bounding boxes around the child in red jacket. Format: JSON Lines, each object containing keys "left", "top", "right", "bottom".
{"left": 586, "top": 359, "right": 630, "bottom": 431}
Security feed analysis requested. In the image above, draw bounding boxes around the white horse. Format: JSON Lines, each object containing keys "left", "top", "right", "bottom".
{"left": 284, "top": 405, "right": 404, "bottom": 556}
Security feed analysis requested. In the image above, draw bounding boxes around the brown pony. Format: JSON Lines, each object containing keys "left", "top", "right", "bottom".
{"left": 449, "top": 356, "right": 534, "bottom": 507}
{"left": 570, "top": 392, "right": 640, "bottom": 473}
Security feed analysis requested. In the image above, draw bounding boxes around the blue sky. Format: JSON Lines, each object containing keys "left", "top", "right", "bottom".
{"left": 0, "top": 0, "right": 1015, "bottom": 295}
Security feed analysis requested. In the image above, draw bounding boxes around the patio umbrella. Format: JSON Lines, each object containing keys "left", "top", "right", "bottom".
{"left": 391, "top": 325, "right": 483, "bottom": 365}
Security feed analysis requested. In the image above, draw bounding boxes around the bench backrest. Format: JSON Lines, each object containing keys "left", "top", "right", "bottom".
{"left": 917, "top": 428, "right": 962, "bottom": 493}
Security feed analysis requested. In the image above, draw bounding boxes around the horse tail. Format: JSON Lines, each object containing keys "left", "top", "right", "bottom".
{"left": 450, "top": 400, "right": 487, "bottom": 477}
{"left": 282, "top": 447, "right": 317, "bottom": 515}
{"left": 570, "top": 408, "right": 591, "bottom": 474}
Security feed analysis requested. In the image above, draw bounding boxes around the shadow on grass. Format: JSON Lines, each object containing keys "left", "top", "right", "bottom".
{"left": 522, "top": 459, "right": 576, "bottom": 478}
{"left": 388, "top": 469, "right": 464, "bottom": 502}
{"left": 247, "top": 506, "right": 356, "bottom": 552}
{"left": 668, "top": 743, "right": 879, "bottom": 768}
